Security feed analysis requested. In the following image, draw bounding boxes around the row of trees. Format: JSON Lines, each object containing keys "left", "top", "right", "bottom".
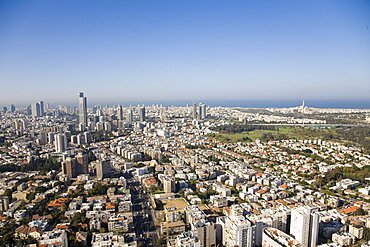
{"left": 211, "top": 124, "right": 278, "bottom": 134}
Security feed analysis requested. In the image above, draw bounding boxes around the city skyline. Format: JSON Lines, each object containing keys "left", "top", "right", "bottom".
{"left": 1, "top": 0, "right": 370, "bottom": 104}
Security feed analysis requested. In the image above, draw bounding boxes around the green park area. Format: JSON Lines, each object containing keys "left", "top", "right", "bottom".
{"left": 209, "top": 125, "right": 335, "bottom": 143}
{"left": 209, "top": 124, "right": 370, "bottom": 152}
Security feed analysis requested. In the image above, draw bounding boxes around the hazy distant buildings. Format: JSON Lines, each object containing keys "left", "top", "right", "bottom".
{"left": 32, "top": 101, "right": 44, "bottom": 117}
{"left": 79, "top": 92, "right": 88, "bottom": 127}
{"left": 192, "top": 103, "right": 197, "bottom": 119}
{"left": 126, "top": 109, "right": 133, "bottom": 124}
{"left": 39, "top": 101, "right": 44, "bottom": 116}
{"left": 139, "top": 106, "right": 146, "bottom": 122}
{"left": 10, "top": 104, "right": 15, "bottom": 113}
{"left": 117, "top": 105, "right": 124, "bottom": 121}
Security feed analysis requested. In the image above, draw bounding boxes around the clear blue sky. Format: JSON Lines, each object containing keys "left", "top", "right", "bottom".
{"left": 0, "top": 0, "right": 369, "bottom": 105}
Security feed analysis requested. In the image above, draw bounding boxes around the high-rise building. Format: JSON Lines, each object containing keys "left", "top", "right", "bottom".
{"left": 96, "top": 159, "right": 111, "bottom": 180}
{"left": 199, "top": 102, "right": 206, "bottom": 120}
{"left": 117, "top": 105, "right": 124, "bottom": 121}
{"left": 192, "top": 103, "right": 197, "bottom": 119}
{"left": 55, "top": 133, "right": 67, "bottom": 153}
{"left": 10, "top": 104, "right": 16, "bottom": 113}
{"left": 32, "top": 102, "right": 41, "bottom": 117}
{"left": 39, "top": 101, "right": 44, "bottom": 116}
{"left": 79, "top": 92, "right": 88, "bottom": 127}
{"left": 31, "top": 101, "right": 44, "bottom": 117}
{"left": 139, "top": 106, "right": 146, "bottom": 122}
{"left": 126, "top": 108, "right": 133, "bottom": 124}
{"left": 290, "top": 206, "right": 319, "bottom": 247}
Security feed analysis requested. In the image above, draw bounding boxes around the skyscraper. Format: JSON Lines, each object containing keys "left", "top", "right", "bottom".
{"left": 39, "top": 101, "right": 44, "bottom": 116}
{"left": 290, "top": 206, "right": 319, "bottom": 247}
{"left": 126, "top": 108, "right": 133, "bottom": 124}
{"left": 10, "top": 104, "right": 16, "bottom": 113}
{"left": 32, "top": 102, "right": 41, "bottom": 117}
{"left": 117, "top": 105, "right": 124, "bottom": 121}
{"left": 32, "top": 101, "right": 44, "bottom": 117}
{"left": 79, "top": 92, "right": 88, "bottom": 126}
{"left": 199, "top": 102, "right": 206, "bottom": 120}
{"left": 139, "top": 106, "right": 146, "bottom": 122}
{"left": 192, "top": 103, "right": 197, "bottom": 119}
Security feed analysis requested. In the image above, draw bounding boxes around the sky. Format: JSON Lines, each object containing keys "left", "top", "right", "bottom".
{"left": 0, "top": 0, "right": 369, "bottom": 105}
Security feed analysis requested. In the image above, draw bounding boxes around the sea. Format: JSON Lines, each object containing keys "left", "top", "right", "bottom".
{"left": 95, "top": 99, "right": 370, "bottom": 109}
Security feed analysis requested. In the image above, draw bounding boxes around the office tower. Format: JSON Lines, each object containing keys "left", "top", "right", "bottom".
{"left": 163, "top": 176, "right": 176, "bottom": 193}
{"left": 55, "top": 133, "right": 67, "bottom": 153}
{"left": 126, "top": 108, "right": 133, "bottom": 124}
{"left": 117, "top": 105, "right": 124, "bottom": 120}
{"left": 139, "top": 106, "right": 146, "bottom": 122}
{"left": 290, "top": 206, "right": 319, "bottom": 247}
{"left": 32, "top": 102, "right": 41, "bottom": 117}
{"left": 96, "top": 159, "right": 111, "bottom": 179}
{"left": 193, "top": 220, "right": 217, "bottom": 247}
{"left": 39, "top": 101, "right": 44, "bottom": 116}
{"left": 262, "top": 227, "right": 300, "bottom": 247}
{"left": 10, "top": 104, "right": 15, "bottom": 113}
{"left": 192, "top": 103, "right": 197, "bottom": 119}
{"left": 2, "top": 106, "right": 7, "bottom": 113}
{"left": 79, "top": 92, "right": 88, "bottom": 126}
{"left": 199, "top": 102, "right": 206, "bottom": 120}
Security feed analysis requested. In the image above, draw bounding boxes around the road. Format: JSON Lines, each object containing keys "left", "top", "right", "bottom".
{"left": 127, "top": 175, "right": 159, "bottom": 246}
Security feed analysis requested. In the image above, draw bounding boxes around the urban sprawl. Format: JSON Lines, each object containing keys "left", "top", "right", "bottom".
{"left": 0, "top": 93, "right": 370, "bottom": 247}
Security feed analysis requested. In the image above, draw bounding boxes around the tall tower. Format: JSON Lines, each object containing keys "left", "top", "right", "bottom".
{"left": 32, "top": 102, "right": 41, "bottom": 117}
{"left": 192, "top": 103, "right": 197, "bottom": 119}
{"left": 39, "top": 101, "right": 44, "bottom": 117}
{"left": 199, "top": 102, "right": 206, "bottom": 120}
{"left": 139, "top": 106, "right": 146, "bottom": 122}
{"left": 79, "top": 92, "right": 88, "bottom": 126}
{"left": 117, "top": 105, "right": 124, "bottom": 121}
{"left": 126, "top": 108, "right": 133, "bottom": 124}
